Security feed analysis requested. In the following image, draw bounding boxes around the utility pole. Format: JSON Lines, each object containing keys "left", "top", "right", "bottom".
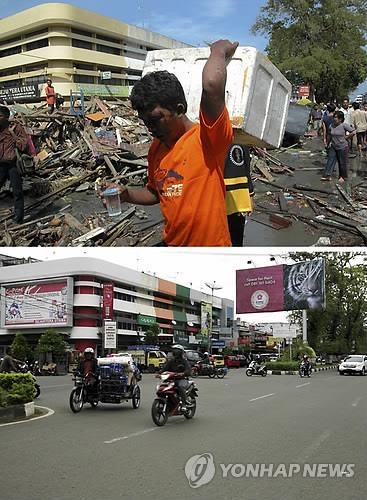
{"left": 204, "top": 281, "right": 223, "bottom": 354}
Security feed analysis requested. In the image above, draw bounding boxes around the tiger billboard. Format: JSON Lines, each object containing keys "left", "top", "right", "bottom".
{"left": 236, "top": 258, "right": 325, "bottom": 314}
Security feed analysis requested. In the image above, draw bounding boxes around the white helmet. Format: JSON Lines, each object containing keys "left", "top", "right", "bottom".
{"left": 84, "top": 347, "right": 94, "bottom": 355}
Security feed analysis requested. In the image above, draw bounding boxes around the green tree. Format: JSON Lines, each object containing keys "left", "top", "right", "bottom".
{"left": 288, "top": 252, "right": 367, "bottom": 355}
{"left": 144, "top": 323, "right": 160, "bottom": 346}
{"left": 251, "top": 0, "right": 367, "bottom": 102}
{"left": 10, "top": 333, "right": 30, "bottom": 361}
{"left": 37, "top": 330, "right": 66, "bottom": 354}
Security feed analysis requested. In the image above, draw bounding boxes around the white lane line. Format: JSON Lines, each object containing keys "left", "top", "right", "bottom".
{"left": 296, "top": 382, "right": 311, "bottom": 388}
{"left": 352, "top": 397, "right": 362, "bottom": 407}
{"left": 249, "top": 393, "right": 275, "bottom": 402}
{"left": 297, "top": 430, "right": 331, "bottom": 462}
{"left": 104, "top": 427, "right": 157, "bottom": 444}
{"left": 0, "top": 406, "right": 54, "bottom": 427}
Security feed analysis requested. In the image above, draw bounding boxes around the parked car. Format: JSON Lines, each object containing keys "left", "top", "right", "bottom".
{"left": 211, "top": 355, "right": 225, "bottom": 367}
{"left": 338, "top": 355, "right": 367, "bottom": 375}
{"left": 184, "top": 350, "right": 203, "bottom": 367}
{"left": 224, "top": 355, "right": 240, "bottom": 368}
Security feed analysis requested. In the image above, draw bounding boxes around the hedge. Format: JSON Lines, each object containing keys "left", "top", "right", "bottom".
{"left": 265, "top": 361, "right": 300, "bottom": 371}
{"left": 0, "top": 373, "right": 35, "bottom": 407}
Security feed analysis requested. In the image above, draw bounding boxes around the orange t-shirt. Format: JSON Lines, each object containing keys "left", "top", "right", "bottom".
{"left": 45, "top": 85, "right": 56, "bottom": 105}
{"left": 147, "top": 107, "right": 233, "bottom": 246}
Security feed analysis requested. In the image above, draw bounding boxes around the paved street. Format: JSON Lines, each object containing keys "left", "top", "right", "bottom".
{"left": 1, "top": 369, "right": 367, "bottom": 500}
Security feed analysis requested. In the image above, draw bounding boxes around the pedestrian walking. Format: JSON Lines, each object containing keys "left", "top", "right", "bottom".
{"left": 351, "top": 101, "right": 367, "bottom": 156}
{"left": 321, "top": 110, "right": 355, "bottom": 183}
{"left": 0, "top": 105, "right": 28, "bottom": 223}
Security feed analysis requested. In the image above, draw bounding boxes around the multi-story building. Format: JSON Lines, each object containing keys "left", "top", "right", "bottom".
{"left": 0, "top": 256, "right": 235, "bottom": 357}
{"left": 0, "top": 3, "right": 191, "bottom": 103}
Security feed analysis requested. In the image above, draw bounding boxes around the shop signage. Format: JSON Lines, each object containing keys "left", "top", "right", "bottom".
{"left": 0, "top": 85, "right": 40, "bottom": 101}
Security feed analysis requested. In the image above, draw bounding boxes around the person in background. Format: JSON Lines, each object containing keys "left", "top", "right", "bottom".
{"left": 159, "top": 344, "right": 191, "bottom": 411}
{"left": 351, "top": 101, "right": 367, "bottom": 156}
{"left": 0, "top": 347, "right": 21, "bottom": 373}
{"left": 224, "top": 143, "right": 254, "bottom": 246}
{"left": 0, "top": 105, "right": 28, "bottom": 223}
{"left": 309, "top": 104, "right": 323, "bottom": 135}
{"left": 44, "top": 79, "right": 56, "bottom": 114}
{"left": 101, "top": 39, "right": 239, "bottom": 246}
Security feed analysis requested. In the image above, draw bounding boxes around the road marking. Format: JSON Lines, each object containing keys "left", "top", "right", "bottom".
{"left": 297, "top": 430, "right": 331, "bottom": 462}
{"left": 296, "top": 382, "right": 311, "bottom": 388}
{"left": 0, "top": 406, "right": 54, "bottom": 427}
{"left": 39, "top": 384, "right": 71, "bottom": 389}
{"left": 104, "top": 427, "right": 157, "bottom": 444}
{"left": 352, "top": 397, "right": 362, "bottom": 407}
{"left": 249, "top": 393, "right": 275, "bottom": 402}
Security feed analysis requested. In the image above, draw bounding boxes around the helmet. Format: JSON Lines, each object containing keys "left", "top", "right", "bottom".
{"left": 303, "top": 354, "right": 308, "bottom": 359}
{"left": 204, "top": 352, "right": 209, "bottom": 356}
{"left": 84, "top": 347, "right": 94, "bottom": 355}
{"left": 171, "top": 344, "right": 185, "bottom": 359}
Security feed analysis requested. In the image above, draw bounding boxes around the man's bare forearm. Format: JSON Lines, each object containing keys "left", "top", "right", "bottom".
{"left": 124, "top": 186, "right": 159, "bottom": 205}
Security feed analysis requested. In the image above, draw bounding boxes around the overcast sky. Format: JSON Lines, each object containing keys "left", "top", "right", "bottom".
{"left": 1, "top": 247, "right": 298, "bottom": 323}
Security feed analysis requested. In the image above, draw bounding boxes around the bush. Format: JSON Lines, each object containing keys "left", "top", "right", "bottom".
{"left": 0, "top": 373, "right": 35, "bottom": 407}
{"left": 265, "top": 361, "right": 300, "bottom": 371}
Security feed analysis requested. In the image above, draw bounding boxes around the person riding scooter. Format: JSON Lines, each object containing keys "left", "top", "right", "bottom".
{"left": 77, "top": 348, "right": 99, "bottom": 394}
{"left": 159, "top": 344, "right": 191, "bottom": 411}
{"left": 301, "top": 355, "right": 312, "bottom": 376}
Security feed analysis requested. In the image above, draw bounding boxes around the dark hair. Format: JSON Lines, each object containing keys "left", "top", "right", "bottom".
{"left": 333, "top": 110, "right": 345, "bottom": 122}
{"left": 352, "top": 102, "right": 360, "bottom": 110}
{"left": 326, "top": 104, "right": 336, "bottom": 113}
{"left": 0, "top": 105, "right": 10, "bottom": 118}
{"left": 130, "top": 70, "right": 187, "bottom": 114}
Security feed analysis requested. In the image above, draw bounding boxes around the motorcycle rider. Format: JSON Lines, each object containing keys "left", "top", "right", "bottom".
{"left": 301, "top": 354, "right": 311, "bottom": 376}
{"left": 0, "top": 347, "right": 21, "bottom": 373}
{"left": 77, "top": 348, "right": 99, "bottom": 394}
{"left": 159, "top": 344, "right": 191, "bottom": 411}
{"left": 254, "top": 354, "right": 263, "bottom": 373}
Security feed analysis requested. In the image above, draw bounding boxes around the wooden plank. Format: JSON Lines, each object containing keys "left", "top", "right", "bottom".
{"left": 278, "top": 192, "right": 289, "bottom": 212}
{"left": 253, "top": 159, "right": 274, "bottom": 182}
{"left": 269, "top": 213, "right": 292, "bottom": 228}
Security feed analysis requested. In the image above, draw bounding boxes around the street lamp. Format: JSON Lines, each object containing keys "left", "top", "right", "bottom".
{"left": 204, "top": 281, "right": 223, "bottom": 354}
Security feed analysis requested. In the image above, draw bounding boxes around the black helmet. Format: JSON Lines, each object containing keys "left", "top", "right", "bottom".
{"left": 171, "top": 344, "right": 185, "bottom": 359}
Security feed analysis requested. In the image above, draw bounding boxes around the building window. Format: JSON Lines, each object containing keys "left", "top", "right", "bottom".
{"left": 0, "top": 46, "right": 22, "bottom": 58}
{"left": 96, "top": 44, "right": 120, "bottom": 55}
{"left": 74, "top": 74, "right": 95, "bottom": 84}
{"left": 71, "top": 28, "right": 93, "bottom": 38}
{"left": 24, "top": 28, "right": 48, "bottom": 38}
{"left": 0, "top": 66, "right": 22, "bottom": 77}
{"left": 74, "top": 62, "right": 94, "bottom": 71}
{"left": 96, "top": 34, "right": 121, "bottom": 45}
{"left": 26, "top": 39, "right": 48, "bottom": 51}
{"left": 72, "top": 39, "right": 93, "bottom": 50}
{"left": 23, "top": 75, "right": 48, "bottom": 85}
{"left": 0, "top": 36, "right": 21, "bottom": 47}
{"left": 0, "top": 79, "right": 22, "bottom": 88}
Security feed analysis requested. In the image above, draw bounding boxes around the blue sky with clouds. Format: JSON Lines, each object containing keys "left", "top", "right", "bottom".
{"left": 0, "top": 0, "right": 269, "bottom": 50}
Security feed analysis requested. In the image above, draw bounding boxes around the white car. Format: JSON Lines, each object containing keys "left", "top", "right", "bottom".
{"left": 338, "top": 355, "right": 367, "bottom": 376}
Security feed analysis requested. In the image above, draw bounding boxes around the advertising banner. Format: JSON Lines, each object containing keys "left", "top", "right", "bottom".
{"left": 0, "top": 85, "right": 40, "bottom": 101}
{"left": 200, "top": 302, "right": 212, "bottom": 336}
{"left": 1, "top": 278, "right": 73, "bottom": 328}
{"left": 236, "top": 259, "right": 325, "bottom": 314}
{"left": 102, "top": 282, "right": 114, "bottom": 320}
{"left": 104, "top": 320, "right": 117, "bottom": 349}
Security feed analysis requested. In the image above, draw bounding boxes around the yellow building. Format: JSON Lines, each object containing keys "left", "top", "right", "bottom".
{"left": 0, "top": 2, "right": 191, "bottom": 103}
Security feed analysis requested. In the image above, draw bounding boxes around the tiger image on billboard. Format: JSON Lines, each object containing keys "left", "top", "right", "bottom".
{"left": 283, "top": 258, "right": 325, "bottom": 311}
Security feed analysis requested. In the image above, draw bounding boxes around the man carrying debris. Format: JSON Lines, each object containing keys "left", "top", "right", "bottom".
{"left": 0, "top": 105, "right": 28, "bottom": 224}
{"left": 102, "top": 39, "right": 238, "bottom": 246}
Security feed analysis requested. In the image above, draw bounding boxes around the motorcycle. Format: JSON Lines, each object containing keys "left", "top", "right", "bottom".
{"left": 299, "top": 361, "right": 312, "bottom": 377}
{"left": 151, "top": 371, "right": 198, "bottom": 427}
{"left": 246, "top": 360, "right": 267, "bottom": 377}
{"left": 191, "top": 361, "right": 226, "bottom": 379}
{"left": 69, "top": 371, "right": 99, "bottom": 413}
{"left": 16, "top": 361, "right": 41, "bottom": 398}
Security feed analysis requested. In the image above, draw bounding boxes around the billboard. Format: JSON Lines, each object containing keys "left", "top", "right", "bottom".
{"left": 1, "top": 278, "right": 74, "bottom": 328}
{"left": 102, "top": 282, "right": 114, "bottom": 320}
{"left": 236, "top": 259, "right": 325, "bottom": 314}
{"left": 200, "top": 302, "right": 212, "bottom": 336}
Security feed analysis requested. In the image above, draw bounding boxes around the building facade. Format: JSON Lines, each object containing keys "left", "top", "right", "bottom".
{"left": 0, "top": 3, "right": 191, "bottom": 103}
{"left": 0, "top": 256, "right": 235, "bottom": 356}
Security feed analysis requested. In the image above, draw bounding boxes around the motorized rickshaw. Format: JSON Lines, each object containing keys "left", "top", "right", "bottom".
{"left": 69, "top": 356, "right": 141, "bottom": 413}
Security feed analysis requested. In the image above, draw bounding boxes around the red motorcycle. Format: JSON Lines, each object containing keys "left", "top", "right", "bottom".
{"left": 151, "top": 371, "right": 198, "bottom": 427}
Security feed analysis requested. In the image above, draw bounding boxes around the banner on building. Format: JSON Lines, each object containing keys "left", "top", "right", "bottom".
{"left": 104, "top": 320, "right": 117, "bottom": 349}
{"left": 102, "top": 282, "right": 114, "bottom": 320}
{"left": 137, "top": 314, "right": 157, "bottom": 326}
{"left": 0, "top": 85, "right": 40, "bottom": 101}
{"left": 200, "top": 302, "right": 212, "bottom": 336}
{"left": 1, "top": 278, "right": 74, "bottom": 328}
{"left": 236, "top": 259, "right": 325, "bottom": 314}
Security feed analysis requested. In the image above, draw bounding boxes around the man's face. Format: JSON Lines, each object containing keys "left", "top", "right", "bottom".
{"left": 342, "top": 100, "right": 349, "bottom": 110}
{"left": 138, "top": 105, "right": 183, "bottom": 145}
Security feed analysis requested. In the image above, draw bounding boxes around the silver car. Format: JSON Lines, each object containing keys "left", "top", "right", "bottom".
{"left": 338, "top": 355, "right": 367, "bottom": 376}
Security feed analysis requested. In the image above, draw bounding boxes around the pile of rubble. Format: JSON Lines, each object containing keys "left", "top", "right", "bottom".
{"left": 1, "top": 97, "right": 366, "bottom": 246}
